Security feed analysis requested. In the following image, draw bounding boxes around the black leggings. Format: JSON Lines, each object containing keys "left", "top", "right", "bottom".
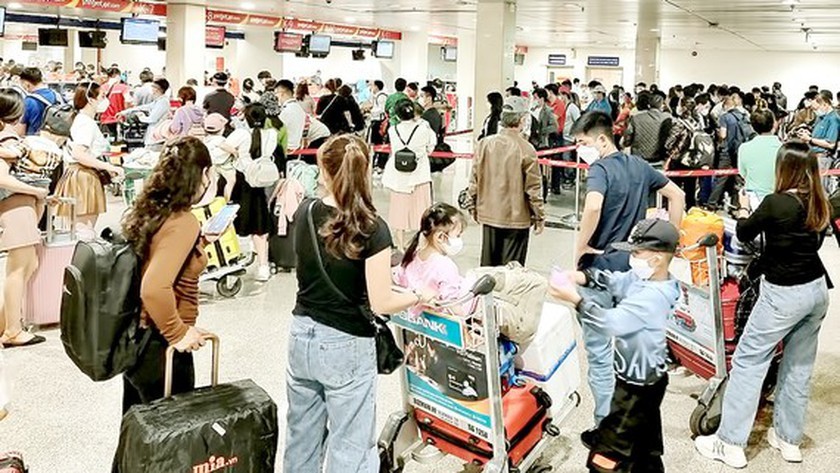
{"left": 121, "top": 330, "right": 195, "bottom": 414}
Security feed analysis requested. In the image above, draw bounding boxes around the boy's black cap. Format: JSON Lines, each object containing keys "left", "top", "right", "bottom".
{"left": 612, "top": 219, "right": 679, "bottom": 253}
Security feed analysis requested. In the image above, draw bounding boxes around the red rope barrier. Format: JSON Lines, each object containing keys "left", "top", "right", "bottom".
{"left": 444, "top": 129, "right": 474, "bottom": 137}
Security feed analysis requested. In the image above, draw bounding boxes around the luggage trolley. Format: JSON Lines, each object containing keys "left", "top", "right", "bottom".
{"left": 667, "top": 233, "right": 780, "bottom": 436}
{"left": 379, "top": 275, "right": 566, "bottom": 473}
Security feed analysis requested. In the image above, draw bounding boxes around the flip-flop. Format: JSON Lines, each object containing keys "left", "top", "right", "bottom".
{"left": 2, "top": 333, "right": 46, "bottom": 348}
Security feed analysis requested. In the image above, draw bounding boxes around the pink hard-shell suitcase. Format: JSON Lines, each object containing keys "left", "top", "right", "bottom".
{"left": 24, "top": 198, "right": 76, "bottom": 327}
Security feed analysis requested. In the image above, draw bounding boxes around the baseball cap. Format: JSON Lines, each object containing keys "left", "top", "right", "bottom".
{"left": 612, "top": 219, "right": 679, "bottom": 253}
{"left": 204, "top": 113, "right": 228, "bottom": 133}
{"left": 593, "top": 85, "right": 607, "bottom": 94}
{"left": 502, "top": 96, "right": 529, "bottom": 114}
{"left": 212, "top": 72, "right": 229, "bottom": 85}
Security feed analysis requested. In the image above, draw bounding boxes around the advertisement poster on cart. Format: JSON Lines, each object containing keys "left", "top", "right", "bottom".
{"left": 666, "top": 282, "right": 717, "bottom": 364}
{"left": 402, "top": 330, "right": 493, "bottom": 441}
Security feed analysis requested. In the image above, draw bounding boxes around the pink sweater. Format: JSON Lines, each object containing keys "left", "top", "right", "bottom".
{"left": 394, "top": 253, "right": 475, "bottom": 314}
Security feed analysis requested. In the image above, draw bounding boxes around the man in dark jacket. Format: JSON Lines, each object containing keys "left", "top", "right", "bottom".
{"left": 203, "top": 72, "right": 235, "bottom": 120}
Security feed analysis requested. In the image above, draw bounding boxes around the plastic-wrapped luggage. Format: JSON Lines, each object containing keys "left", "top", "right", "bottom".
{"left": 113, "top": 336, "right": 278, "bottom": 473}
{"left": 679, "top": 208, "right": 724, "bottom": 286}
{"left": 415, "top": 382, "right": 552, "bottom": 468}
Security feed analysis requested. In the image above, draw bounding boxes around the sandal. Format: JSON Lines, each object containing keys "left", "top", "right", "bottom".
{"left": 1, "top": 331, "right": 46, "bottom": 348}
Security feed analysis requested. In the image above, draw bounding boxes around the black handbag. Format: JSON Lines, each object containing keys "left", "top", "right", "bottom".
{"left": 305, "top": 200, "right": 404, "bottom": 374}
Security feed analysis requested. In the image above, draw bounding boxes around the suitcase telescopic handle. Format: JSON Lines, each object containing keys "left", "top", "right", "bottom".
{"left": 46, "top": 196, "right": 77, "bottom": 243}
{"left": 164, "top": 332, "right": 220, "bottom": 397}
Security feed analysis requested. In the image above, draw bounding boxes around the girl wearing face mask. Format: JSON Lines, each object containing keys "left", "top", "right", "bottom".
{"left": 54, "top": 81, "right": 123, "bottom": 240}
{"left": 119, "top": 137, "right": 216, "bottom": 415}
{"left": 394, "top": 203, "right": 474, "bottom": 315}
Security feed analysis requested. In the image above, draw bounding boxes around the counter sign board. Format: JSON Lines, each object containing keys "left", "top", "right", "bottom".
{"left": 588, "top": 56, "right": 620, "bottom": 67}
{"left": 548, "top": 54, "right": 567, "bottom": 66}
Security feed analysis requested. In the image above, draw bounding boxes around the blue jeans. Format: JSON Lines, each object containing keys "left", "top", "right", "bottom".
{"left": 580, "top": 320, "right": 615, "bottom": 425}
{"left": 283, "top": 316, "right": 378, "bottom": 473}
{"left": 717, "top": 277, "right": 829, "bottom": 447}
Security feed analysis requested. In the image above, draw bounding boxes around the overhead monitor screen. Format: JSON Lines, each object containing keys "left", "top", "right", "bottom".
{"left": 38, "top": 28, "right": 69, "bottom": 47}
{"left": 0, "top": 7, "right": 6, "bottom": 37}
{"left": 78, "top": 31, "right": 107, "bottom": 49}
{"left": 206, "top": 26, "right": 226, "bottom": 48}
{"left": 308, "top": 34, "right": 331, "bottom": 54}
{"left": 274, "top": 32, "right": 303, "bottom": 53}
{"left": 374, "top": 40, "right": 394, "bottom": 59}
{"left": 442, "top": 46, "right": 457, "bottom": 62}
{"left": 121, "top": 18, "right": 160, "bottom": 44}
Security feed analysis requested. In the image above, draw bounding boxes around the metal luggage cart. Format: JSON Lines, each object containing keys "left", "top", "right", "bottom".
{"left": 667, "top": 233, "right": 780, "bottom": 436}
{"left": 378, "top": 275, "right": 571, "bottom": 473}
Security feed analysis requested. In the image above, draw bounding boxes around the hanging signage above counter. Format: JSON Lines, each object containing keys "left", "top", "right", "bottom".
{"left": 587, "top": 56, "right": 620, "bottom": 67}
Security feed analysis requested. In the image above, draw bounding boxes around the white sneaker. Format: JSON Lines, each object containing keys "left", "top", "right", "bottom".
{"left": 255, "top": 265, "right": 271, "bottom": 282}
{"left": 695, "top": 434, "right": 748, "bottom": 469}
{"left": 768, "top": 428, "right": 802, "bottom": 463}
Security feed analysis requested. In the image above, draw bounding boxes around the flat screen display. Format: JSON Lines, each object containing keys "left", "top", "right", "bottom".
{"left": 308, "top": 34, "right": 331, "bottom": 54}
{"left": 78, "top": 31, "right": 107, "bottom": 49}
{"left": 374, "top": 40, "right": 394, "bottom": 59}
{"left": 442, "top": 46, "right": 457, "bottom": 62}
{"left": 38, "top": 28, "right": 69, "bottom": 47}
{"left": 121, "top": 18, "right": 160, "bottom": 44}
{"left": 274, "top": 32, "right": 303, "bottom": 53}
{"left": 0, "top": 7, "right": 6, "bottom": 37}
{"left": 205, "top": 26, "right": 226, "bottom": 48}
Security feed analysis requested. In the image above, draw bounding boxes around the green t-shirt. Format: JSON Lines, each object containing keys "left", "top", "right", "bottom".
{"left": 738, "top": 135, "right": 782, "bottom": 201}
{"left": 385, "top": 92, "right": 409, "bottom": 125}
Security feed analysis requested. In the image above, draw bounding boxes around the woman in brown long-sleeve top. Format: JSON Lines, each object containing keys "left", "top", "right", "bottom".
{"left": 120, "top": 136, "right": 216, "bottom": 413}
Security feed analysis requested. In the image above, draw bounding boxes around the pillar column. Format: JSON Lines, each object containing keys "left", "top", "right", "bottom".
{"left": 64, "top": 30, "right": 77, "bottom": 71}
{"left": 634, "top": 36, "right": 660, "bottom": 86}
{"left": 166, "top": 3, "right": 206, "bottom": 89}
{"left": 472, "top": 0, "right": 516, "bottom": 132}
{"left": 236, "top": 28, "right": 282, "bottom": 82}
{"left": 399, "top": 31, "right": 429, "bottom": 84}
{"left": 455, "top": 30, "right": 475, "bottom": 132}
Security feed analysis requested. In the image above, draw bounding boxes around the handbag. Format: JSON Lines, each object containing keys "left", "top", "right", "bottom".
{"left": 305, "top": 200, "right": 404, "bottom": 374}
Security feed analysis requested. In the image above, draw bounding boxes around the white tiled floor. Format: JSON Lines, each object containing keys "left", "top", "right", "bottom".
{"left": 1, "top": 166, "right": 839, "bottom": 472}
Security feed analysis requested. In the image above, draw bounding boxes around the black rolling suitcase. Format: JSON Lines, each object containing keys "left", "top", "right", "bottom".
{"left": 113, "top": 335, "right": 278, "bottom": 473}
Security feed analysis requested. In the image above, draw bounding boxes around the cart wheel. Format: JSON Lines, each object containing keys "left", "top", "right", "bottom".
{"left": 689, "top": 403, "right": 720, "bottom": 437}
{"left": 543, "top": 420, "right": 561, "bottom": 437}
{"left": 216, "top": 275, "right": 243, "bottom": 298}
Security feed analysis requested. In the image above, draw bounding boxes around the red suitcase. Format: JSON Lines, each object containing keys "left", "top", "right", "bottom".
{"left": 415, "top": 383, "right": 552, "bottom": 468}
{"left": 24, "top": 199, "right": 76, "bottom": 327}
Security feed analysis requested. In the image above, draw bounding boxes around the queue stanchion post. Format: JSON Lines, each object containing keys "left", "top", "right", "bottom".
{"left": 555, "top": 152, "right": 582, "bottom": 231}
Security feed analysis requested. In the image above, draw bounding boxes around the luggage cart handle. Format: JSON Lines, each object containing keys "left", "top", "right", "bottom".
{"left": 164, "top": 332, "right": 220, "bottom": 397}
{"left": 680, "top": 232, "right": 720, "bottom": 254}
{"left": 408, "top": 274, "right": 497, "bottom": 310}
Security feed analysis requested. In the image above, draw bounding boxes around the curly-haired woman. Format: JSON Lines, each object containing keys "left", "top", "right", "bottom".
{"left": 120, "top": 136, "right": 218, "bottom": 413}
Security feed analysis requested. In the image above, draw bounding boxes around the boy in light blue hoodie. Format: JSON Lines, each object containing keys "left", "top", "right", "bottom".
{"left": 550, "top": 219, "right": 681, "bottom": 473}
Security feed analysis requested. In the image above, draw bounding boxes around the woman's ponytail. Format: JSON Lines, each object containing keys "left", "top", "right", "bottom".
{"left": 319, "top": 135, "right": 378, "bottom": 260}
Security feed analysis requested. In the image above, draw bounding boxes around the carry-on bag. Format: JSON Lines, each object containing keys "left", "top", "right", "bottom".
{"left": 415, "top": 382, "right": 552, "bottom": 468}
{"left": 113, "top": 334, "right": 278, "bottom": 473}
{"left": 25, "top": 197, "right": 76, "bottom": 327}
{"left": 268, "top": 199, "right": 297, "bottom": 271}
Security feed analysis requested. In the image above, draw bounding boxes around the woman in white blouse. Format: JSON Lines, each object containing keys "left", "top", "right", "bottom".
{"left": 382, "top": 99, "right": 436, "bottom": 250}
{"left": 54, "top": 82, "right": 123, "bottom": 239}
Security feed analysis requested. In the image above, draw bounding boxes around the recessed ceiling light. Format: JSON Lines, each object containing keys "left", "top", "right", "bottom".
{"left": 409, "top": 25, "right": 420, "bottom": 31}
{"left": 241, "top": 2, "right": 256, "bottom": 10}
{"left": 346, "top": 17, "right": 357, "bottom": 23}
{"left": 8, "top": 2, "right": 22, "bottom": 8}
{"left": 649, "top": 28, "right": 660, "bottom": 32}
{"left": 563, "top": 3, "right": 581, "bottom": 9}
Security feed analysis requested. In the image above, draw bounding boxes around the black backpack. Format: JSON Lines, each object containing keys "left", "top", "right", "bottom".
{"left": 60, "top": 229, "right": 149, "bottom": 381}
{"left": 27, "top": 89, "right": 64, "bottom": 132}
{"left": 394, "top": 124, "right": 420, "bottom": 173}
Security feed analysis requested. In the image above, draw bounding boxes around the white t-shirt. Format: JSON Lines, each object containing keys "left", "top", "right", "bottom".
{"left": 307, "top": 117, "right": 331, "bottom": 142}
{"left": 382, "top": 118, "right": 436, "bottom": 194}
{"left": 279, "top": 99, "right": 306, "bottom": 151}
{"left": 67, "top": 113, "right": 110, "bottom": 164}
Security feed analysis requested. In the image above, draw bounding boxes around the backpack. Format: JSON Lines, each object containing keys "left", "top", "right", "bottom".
{"left": 60, "top": 229, "right": 150, "bottom": 382}
{"left": 393, "top": 124, "right": 420, "bottom": 173}
{"left": 26, "top": 89, "right": 62, "bottom": 132}
{"left": 287, "top": 159, "right": 319, "bottom": 198}
{"left": 0, "top": 452, "right": 27, "bottom": 473}
{"left": 680, "top": 127, "right": 716, "bottom": 169}
{"left": 726, "top": 109, "right": 757, "bottom": 157}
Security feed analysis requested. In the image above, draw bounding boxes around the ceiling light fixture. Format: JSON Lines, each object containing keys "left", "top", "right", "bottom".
{"left": 650, "top": 28, "right": 660, "bottom": 32}
{"left": 346, "top": 17, "right": 357, "bottom": 23}
{"left": 241, "top": 2, "right": 256, "bottom": 10}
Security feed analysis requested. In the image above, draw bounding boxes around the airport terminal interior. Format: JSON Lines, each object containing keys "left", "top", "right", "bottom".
{"left": 1, "top": 0, "right": 840, "bottom": 472}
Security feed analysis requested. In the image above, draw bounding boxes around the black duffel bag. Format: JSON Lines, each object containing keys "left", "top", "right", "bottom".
{"left": 113, "top": 335, "right": 278, "bottom": 473}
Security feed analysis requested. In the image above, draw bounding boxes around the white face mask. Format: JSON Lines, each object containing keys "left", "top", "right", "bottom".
{"left": 442, "top": 235, "right": 464, "bottom": 256}
{"left": 629, "top": 255, "right": 656, "bottom": 280}
{"left": 577, "top": 145, "right": 600, "bottom": 164}
{"left": 95, "top": 97, "right": 110, "bottom": 114}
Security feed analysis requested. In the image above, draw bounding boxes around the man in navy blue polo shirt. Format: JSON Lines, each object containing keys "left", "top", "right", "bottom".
{"left": 18, "top": 67, "right": 61, "bottom": 136}
{"left": 570, "top": 111, "right": 684, "bottom": 443}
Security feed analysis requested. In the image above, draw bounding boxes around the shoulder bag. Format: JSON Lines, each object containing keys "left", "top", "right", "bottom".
{"left": 305, "top": 200, "right": 404, "bottom": 374}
